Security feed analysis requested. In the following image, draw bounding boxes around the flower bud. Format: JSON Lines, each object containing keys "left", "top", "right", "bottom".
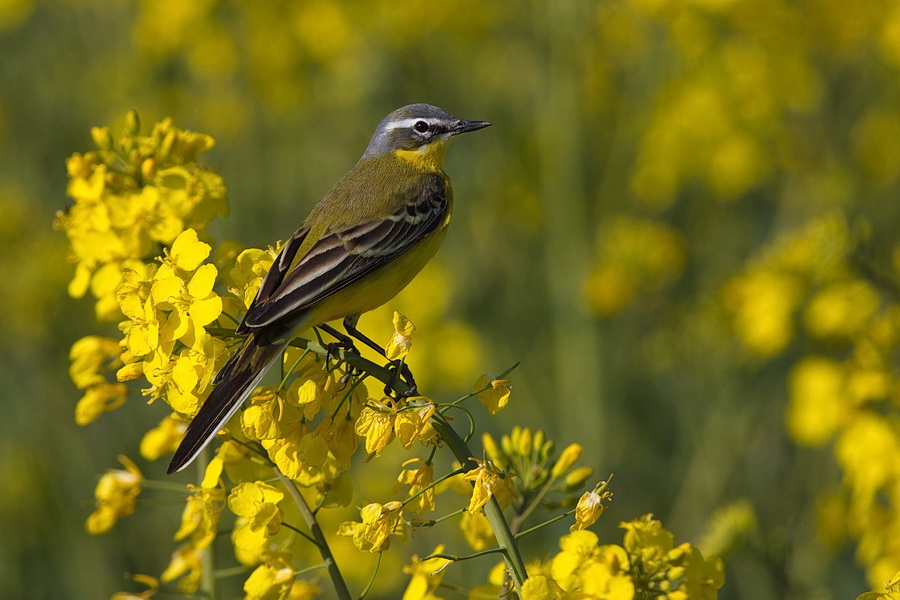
{"left": 482, "top": 433, "right": 506, "bottom": 467}
{"left": 159, "top": 130, "right": 177, "bottom": 162}
{"left": 564, "top": 466, "right": 594, "bottom": 490}
{"left": 551, "top": 443, "right": 583, "bottom": 479}
{"left": 125, "top": 110, "right": 140, "bottom": 136}
{"left": 141, "top": 158, "right": 157, "bottom": 181}
{"left": 116, "top": 362, "right": 143, "bottom": 382}
{"left": 91, "top": 127, "right": 114, "bottom": 151}
{"left": 517, "top": 427, "right": 533, "bottom": 458}
{"left": 501, "top": 431, "right": 515, "bottom": 458}
{"left": 533, "top": 429, "right": 546, "bottom": 455}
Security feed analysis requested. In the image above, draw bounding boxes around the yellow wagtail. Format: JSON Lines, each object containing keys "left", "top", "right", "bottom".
{"left": 168, "top": 104, "right": 491, "bottom": 473}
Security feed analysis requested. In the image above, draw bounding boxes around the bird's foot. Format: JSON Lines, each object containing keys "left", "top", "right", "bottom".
{"left": 384, "top": 359, "right": 418, "bottom": 398}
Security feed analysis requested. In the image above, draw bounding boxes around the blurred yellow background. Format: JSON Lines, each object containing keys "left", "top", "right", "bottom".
{"left": 3, "top": 0, "right": 900, "bottom": 597}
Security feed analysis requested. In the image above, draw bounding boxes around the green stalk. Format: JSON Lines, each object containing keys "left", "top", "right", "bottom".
{"left": 275, "top": 470, "right": 352, "bottom": 600}
{"left": 198, "top": 447, "right": 216, "bottom": 600}
{"left": 430, "top": 413, "right": 529, "bottom": 590}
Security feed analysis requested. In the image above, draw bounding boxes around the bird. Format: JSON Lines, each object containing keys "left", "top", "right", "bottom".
{"left": 167, "top": 104, "right": 491, "bottom": 474}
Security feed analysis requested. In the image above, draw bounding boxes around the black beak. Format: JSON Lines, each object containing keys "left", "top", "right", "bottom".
{"left": 450, "top": 119, "right": 493, "bottom": 135}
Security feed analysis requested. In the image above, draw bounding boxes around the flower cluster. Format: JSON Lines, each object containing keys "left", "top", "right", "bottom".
{"left": 724, "top": 211, "right": 900, "bottom": 587}
{"left": 481, "top": 426, "right": 596, "bottom": 523}
{"left": 58, "top": 112, "right": 226, "bottom": 320}
{"left": 723, "top": 213, "right": 854, "bottom": 358}
{"left": 64, "top": 115, "right": 723, "bottom": 600}
{"left": 467, "top": 516, "right": 724, "bottom": 600}
{"left": 584, "top": 216, "right": 686, "bottom": 316}
{"left": 58, "top": 114, "right": 229, "bottom": 425}
{"left": 86, "top": 455, "right": 143, "bottom": 535}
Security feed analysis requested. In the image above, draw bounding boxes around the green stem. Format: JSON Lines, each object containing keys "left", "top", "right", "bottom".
{"left": 282, "top": 521, "right": 318, "bottom": 545}
{"left": 357, "top": 551, "right": 382, "bottom": 600}
{"left": 514, "top": 511, "right": 573, "bottom": 539}
{"left": 408, "top": 506, "right": 468, "bottom": 529}
{"left": 430, "top": 412, "right": 528, "bottom": 590}
{"left": 198, "top": 447, "right": 216, "bottom": 600}
{"left": 275, "top": 469, "right": 352, "bottom": 600}
{"left": 512, "top": 476, "right": 557, "bottom": 533}
{"left": 420, "top": 547, "right": 505, "bottom": 563}
{"left": 402, "top": 466, "right": 465, "bottom": 510}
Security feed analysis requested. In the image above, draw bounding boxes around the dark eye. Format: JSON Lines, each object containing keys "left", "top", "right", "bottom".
{"left": 413, "top": 120, "right": 429, "bottom": 134}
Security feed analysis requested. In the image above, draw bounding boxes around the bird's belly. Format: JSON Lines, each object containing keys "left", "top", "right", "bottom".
{"left": 301, "top": 225, "right": 449, "bottom": 328}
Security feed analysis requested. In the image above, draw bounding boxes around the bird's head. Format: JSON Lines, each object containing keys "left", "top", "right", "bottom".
{"left": 362, "top": 104, "right": 491, "bottom": 171}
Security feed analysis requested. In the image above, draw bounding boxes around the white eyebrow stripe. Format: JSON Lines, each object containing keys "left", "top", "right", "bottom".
{"left": 382, "top": 117, "right": 444, "bottom": 131}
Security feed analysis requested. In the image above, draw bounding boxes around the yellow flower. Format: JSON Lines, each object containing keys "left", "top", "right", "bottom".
{"left": 570, "top": 490, "right": 605, "bottom": 532}
{"left": 549, "top": 530, "right": 634, "bottom": 599}
{"left": 152, "top": 263, "right": 222, "bottom": 342}
{"left": 142, "top": 333, "right": 225, "bottom": 416}
{"left": 243, "top": 558, "right": 296, "bottom": 600}
{"left": 460, "top": 509, "right": 493, "bottom": 551}
{"left": 584, "top": 216, "right": 686, "bottom": 315}
{"left": 262, "top": 420, "right": 310, "bottom": 480}
{"left": 463, "top": 459, "right": 517, "bottom": 513}
{"left": 110, "top": 574, "right": 159, "bottom": 600}
{"left": 68, "top": 336, "right": 123, "bottom": 389}
{"left": 621, "top": 514, "right": 674, "bottom": 558}
{"left": 85, "top": 455, "right": 142, "bottom": 534}
{"left": 298, "top": 419, "right": 331, "bottom": 470}
{"left": 355, "top": 398, "right": 398, "bottom": 456}
{"left": 394, "top": 400, "right": 437, "bottom": 449}
{"left": 174, "top": 483, "right": 225, "bottom": 550}
{"left": 118, "top": 291, "right": 160, "bottom": 357}
{"left": 327, "top": 414, "right": 359, "bottom": 469}
{"left": 158, "top": 228, "right": 211, "bottom": 274}
{"left": 286, "top": 579, "right": 322, "bottom": 600}
{"left": 75, "top": 382, "right": 128, "bottom": 426}
{"left": 552, "top": 443, "right": 583, "bottom": 479}
{"left": 724, "top": 269, "right": 802, "bottom": 357}
{"left": 786, "top": 356, "right": 847, "bottom": 446}
{"left": 140, "top": 414, "right": 186, "bottom": 460}
{"left": 473, "top": 374, "right": 512, "bottom": 415}
{"left": 227, "top": 246, "right": 276, "bottom": 310}
{"left": 804, "top": 280, "right": 880, "bottom": 340}
{"left": 836, "top": 413, "right": 900, "bottom": 501}
{"left": 402, "top": 545, "right": 451, "bottom": 600}
{"left": 284, "top": 363, "right": 338, "bottom": 420}
{"left": 160, "top": 542, "right": 203, "bottom": 594}
{"left": 385, "top": 311, "right": 416, "bottom": 361}
{"left": 241, "top": 388, "right": 295, "bottom": 442}
{"left": 564, "top": 466, "right": 595, "bottom": 490}
{"left": 107, "top": 186, "right": 183, "bottom": 256}
{"left": 394, "top": 458, "right": 435, "bottom": 514}
{"left": 482, "top": 432, "right": 507, "bottom": 468}
{"left": 337, "top": 501, "right": 406, "bottom": 552}
{"left": 520, "top": 575, "right": 566, "bottom": 600}
{"left": 61, "top": 115, "right": 226, "bottom": 328}
{"left": 228, "top": 482, "right": 285, "bottom": 552}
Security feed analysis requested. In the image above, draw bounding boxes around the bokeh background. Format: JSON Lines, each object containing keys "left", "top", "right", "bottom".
{"left": 3, "top": 0, "right": 900, "bottom": 598}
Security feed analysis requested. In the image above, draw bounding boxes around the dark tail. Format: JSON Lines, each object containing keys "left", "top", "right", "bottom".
{"left": 167, "top": 334, "right": 288, "bottom": 474}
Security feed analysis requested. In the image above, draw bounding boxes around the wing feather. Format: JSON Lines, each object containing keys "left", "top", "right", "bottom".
{"left": 239, "top": 174, "right": 448, "bottom": 331}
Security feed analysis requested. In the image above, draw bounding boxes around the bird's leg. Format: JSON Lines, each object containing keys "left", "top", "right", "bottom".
{"left": 319, "top": 323, "right": 358, "bottom": 355}
{"left": 318, "top": 323, "right": 363, "bottom": 389}
{"left": 342, "top": 316, "right": 418, "bottom": 397}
